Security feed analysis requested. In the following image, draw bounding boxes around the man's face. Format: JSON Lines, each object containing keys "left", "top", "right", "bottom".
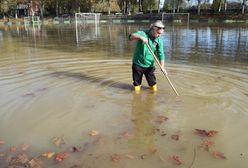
{"left": 153, "top": 26, "right": 164, "bottom": 37}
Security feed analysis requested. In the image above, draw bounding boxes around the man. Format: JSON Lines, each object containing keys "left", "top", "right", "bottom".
{"left": 129, "top": 20, "right": 167, "bottom": 93}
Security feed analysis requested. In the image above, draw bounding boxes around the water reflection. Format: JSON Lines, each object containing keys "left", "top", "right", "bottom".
{"left": 0, "top": 23, "right": 247, "bottom": 65}
{"left": 129, "top": 93, "right": 156, "bottom": 152}
{"left": 163, "top": 26, "right": 248, "bottom": 64}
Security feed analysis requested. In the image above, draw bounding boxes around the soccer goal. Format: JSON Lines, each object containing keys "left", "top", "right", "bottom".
{"left": 162, "top": 13, "right": 190, "bottom": 24}
{"left": 75, "top": 13, "right": 101, "bottom": 43}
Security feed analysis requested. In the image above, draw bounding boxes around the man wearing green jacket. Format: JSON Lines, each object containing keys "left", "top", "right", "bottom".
{"left": 129, "top": 20, "right": 167, "bottom": 93}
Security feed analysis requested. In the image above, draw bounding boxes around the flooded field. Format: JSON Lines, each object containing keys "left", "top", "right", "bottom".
{"left": 0, "top": 23, "right": 247, "bottom": 168}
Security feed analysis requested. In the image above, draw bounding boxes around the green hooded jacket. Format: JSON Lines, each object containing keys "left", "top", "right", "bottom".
{"left": 129, "top": 29, "right": 165, "bottom": 68}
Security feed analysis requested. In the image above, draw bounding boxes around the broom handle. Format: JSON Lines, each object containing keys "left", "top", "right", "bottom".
{"left": 146, "top": 44, "right": 179, "bottom": 96}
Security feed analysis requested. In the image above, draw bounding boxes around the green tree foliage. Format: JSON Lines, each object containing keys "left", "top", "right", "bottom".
{"left": 163, "top": 0, "right": 172, "bottom": 11}
{"left": 92, "top": 0, "right": 120, "bottom": 13}
{"left": 163, "top": 0, "right": 184, "bottom": 12}
{"left": 0, "top": 0, "right": 247, "bottom": 17}
{"left": 143, "top": 0, "right": 157, "bottom": 12}
{"left": 0, "top": 0, "right": 16, "bottom": 15}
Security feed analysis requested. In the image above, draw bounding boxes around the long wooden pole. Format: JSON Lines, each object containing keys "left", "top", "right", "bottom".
{"left": 146, "top": 44, "right": 179, "bottom": 96}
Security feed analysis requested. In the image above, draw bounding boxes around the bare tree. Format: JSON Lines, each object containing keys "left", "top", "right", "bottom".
{"left": 158, "top": 0, "right": 160, "bottom": 13}
{"left": 138, "top": 0, "right": 143, "bottom": 12}
{"left": 241, "top": 0, "right": 247, "bottom": 14}
{"left": 197, "top": 0, "right": 201, "bottom": 15}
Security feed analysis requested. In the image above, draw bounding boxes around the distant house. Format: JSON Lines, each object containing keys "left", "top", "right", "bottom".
{"left": 16, "top": 3, "right": 29, "bottom": 17}
{"left": 16, "top": 0, "right": 40, "bottom": 17}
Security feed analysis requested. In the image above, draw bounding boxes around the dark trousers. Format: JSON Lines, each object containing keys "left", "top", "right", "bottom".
{"left": 132, "top": 63, "right": 156, "bottom": 87}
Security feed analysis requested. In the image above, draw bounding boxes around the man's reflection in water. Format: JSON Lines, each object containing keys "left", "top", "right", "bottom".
{"left": 129, "top": 92, "right": 157, "bottom": 153}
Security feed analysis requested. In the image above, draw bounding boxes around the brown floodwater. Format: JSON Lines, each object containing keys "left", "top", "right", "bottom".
{"left": 0, "top": 23, "right": 247, "bottom": 168}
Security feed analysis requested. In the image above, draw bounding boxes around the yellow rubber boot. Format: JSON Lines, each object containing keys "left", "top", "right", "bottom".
{"left": 134, "top": 85, "right": 141, "bottom": 93}
{"left": 150, "top": 84, "right": 157, "bottom": 92}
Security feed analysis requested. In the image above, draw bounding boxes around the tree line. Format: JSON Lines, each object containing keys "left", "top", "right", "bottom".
{"left": 0, "top": 0, "right": 247, "bottom": 18}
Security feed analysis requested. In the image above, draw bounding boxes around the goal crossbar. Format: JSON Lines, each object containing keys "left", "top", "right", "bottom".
{"left": 75, "top": 13, "right": 101, "bottom": 43}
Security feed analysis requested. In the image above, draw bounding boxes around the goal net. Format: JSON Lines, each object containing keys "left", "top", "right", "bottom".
{"left": 162, "top": 13, "right": 190, "bottom": 24}
{"left": 75, "top": 13, "right": 101, "bottom": 43}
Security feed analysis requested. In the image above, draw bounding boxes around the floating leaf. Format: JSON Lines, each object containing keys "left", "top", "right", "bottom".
{"left": 140, "top": 154, "right": 147, "bottom": 160}
{"left": 55, "top": 152, "right": 70, "bottom": 162}
{"left": 10, "top": 146, "right": 17, "bottom": 152}
{"left": 171, "top": 134, "right": 179, "bottom": 141}
{"left": 23, "top": 92, "right": 36, "bottom": 97}
{"left": 126, "top": 154, "right": 135, "bottom": 160}
{"left": 121, "top": 131, "right": 133, "bottom": 139}
{"left": 195, "top": 129, "right": 218, "bottom": 137}
{"left": 52, "top": 137, "right": 66, "bottom": 147}
{"left": 0, "top": 139, "right": 5, "bottom": 145}
{"left": 199, "top": 140, "right": 214, "bottom": 151}
{"left": 9, "top": 153, "right": 29, "bottom": 165}
{"left": 21, "top": 143, "right": 30, "bottom": 151}
{"left": 110, "top": 154, "right": 121, "bottom": 162}
{"left": 212, "top": 151, "right": 227, "bottom": 160}
{"left": 156, "top": 115, "right": 168, "bottom": 124}
{"left": 207, "top": 130, "right": 218, "bottom": 137}
{"left": 71, "top": 146, "right": 81, "bottom": 152}
{"left": 170, "top": 155, "right": 182, "bottom": 165}
{"left": 42, "top": 152, "right": 55, "bottom": 159}
{"left": 28, "top": 158, "right": 42, "bottom": 168}
{"left": 89, "top": 130, "right": 99, "bottom": 136}
{"left": 0, "top": 152, "right": 6, "bottom": 157}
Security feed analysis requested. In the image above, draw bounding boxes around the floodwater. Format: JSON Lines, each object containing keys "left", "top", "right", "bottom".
{"left": 0, "top": 23, "right": 248, "bottom": 168}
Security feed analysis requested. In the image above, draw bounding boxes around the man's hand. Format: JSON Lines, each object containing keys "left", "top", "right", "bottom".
{"left": 139, "top": 36, "right": 148, "bottom": 44}
{"left": 161, "top": 67, "right": 168, "bottom": 76}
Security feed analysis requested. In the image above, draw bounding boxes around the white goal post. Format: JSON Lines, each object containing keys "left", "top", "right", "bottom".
{"left": 75, "top": 13, "right": 101, "bottom": 43}
{"left": 162, "top": 13, "right": 190, "bottom": 24}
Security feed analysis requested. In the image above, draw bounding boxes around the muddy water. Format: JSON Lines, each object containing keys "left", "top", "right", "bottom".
{"left": 0, "top": 23, "right": 248, "bottom": 168}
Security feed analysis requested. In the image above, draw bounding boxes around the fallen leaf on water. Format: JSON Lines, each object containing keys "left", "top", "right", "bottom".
{"left": 10, "top": 146, "right": 17, "bottom": 152}
{"left": 71, "top": 146, "right": 81, "bottom": 152}
{"left": 89, "top": 130, "right": 99, "bottom": 136}
{"left": 171, "top": 134, "right": 179, "bottom": 141}
{"left": 212, "top": 151, "right": 227, "bottom": 160}
{"left": 156, "top": 115, "right": 168, "bottom": 124}
{"left": 28, "top": 158, "right": 42, "bottom": 168}
{"left": 170, "top": 155, "right": 182, "bottom": 165}
{"left": 207, "top": 130, "right": 218, "bottom": 137}
{"left": 0, "top": 139, "right": 5, "bottom": 145}
{"left": 140, "top": 154, "right": 147, "bottom": 160}
{"left": 159, "top": 155, "right": 166, "bottom": 162}
{"left": 149, "top": 147, "right": 157, "bottom": 154}
{"left": 42, "top": 152, "right": 55, "bottom": 159}
{"left": 199, "top": 140, "right": 214, "bottom": 151}
{"left": 52, "top": 137, "right": 66, "bottom": 147}
{"left": 23, "top": 92, "right": 36, "bottom": 97}
{"left": 126, "top": 154, "right": 135, "bottom": 160}
{"left": 9, "top": 153, "right": 29, "bottom": 165}
{"left": 55, "top": 152, "right": 70, "bottom": 162}
{"left": 0, "top": 152, "right": 6, "bottom": 157}
{"left": 195, "top": 129, "right": 218, "bottom": 137}
{"left": 21, "top": 143, "right": 30, "bottom": 151}
{"left": 121, "top": 131, "right": 133, "bottom": 139}
{"left": 110, "top": 154, "right": 121, "bottom": 162}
